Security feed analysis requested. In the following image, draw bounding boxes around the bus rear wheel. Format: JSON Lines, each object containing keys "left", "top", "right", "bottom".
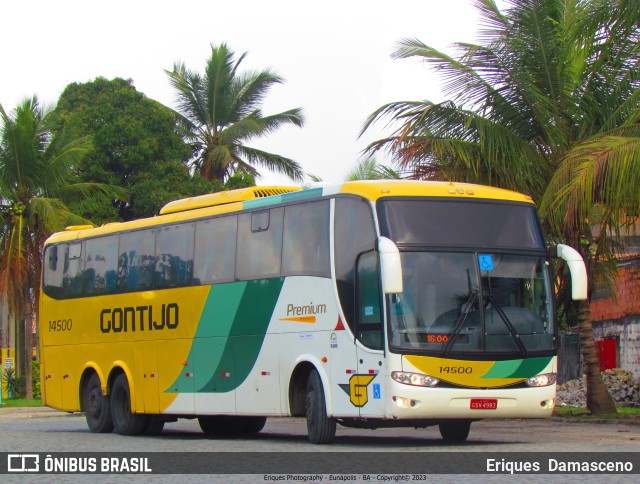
{"left": 438, "top": 421, "right": 471, "bottom": 442}
{"left": 144, "top": 415, "right": 165, "bottom": 435}
{"left": 110, "top": 374, "right": 146, "bottom": 436}
{"left": 83, "top": 373, "right": 113, "bottom": 433}
{"left": 306, "top": 370, "right": 336, "bottom": 444}
{"left": 198, "top": 416, "right": 257, "bottom": 435}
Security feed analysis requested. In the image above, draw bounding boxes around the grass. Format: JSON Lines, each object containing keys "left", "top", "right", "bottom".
{"left": 554, "top": 406, "right": 640, "bottom": 419}
{"left": 0, "top": 398, "right": 43, "bottom": 408}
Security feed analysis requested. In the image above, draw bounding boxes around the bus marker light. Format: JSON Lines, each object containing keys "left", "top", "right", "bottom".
{"left": 261, "top": 371, "right": 271, "bottom": 376}
{"left": 221, "top": 372, "right": 231, "bottom": 378}
{"left": 185, "top": 372, "right": 193, "bottom": 378}
{"left": 182, "top": 361, "right": 187, "bottom": 366}
{"left": 322, "top": 357, "right": 328, "bottom": 363}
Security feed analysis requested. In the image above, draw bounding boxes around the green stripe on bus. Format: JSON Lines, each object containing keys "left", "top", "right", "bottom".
{"left": 481, "top": 356, "right": 552, "bottom": 379}
{"left": 166, "top": 278, "right": 285, "bottom": 394}
{"left": 242, "top": 187, "right": 323, "bottom": 210}
{"left": 508, "top": 356, "right": 552, "bottom": 378}
{"left": 480, "top": 359, "right": 522, "bottom": 378}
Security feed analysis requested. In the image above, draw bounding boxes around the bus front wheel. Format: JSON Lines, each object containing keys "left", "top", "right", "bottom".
{"left": 83, "top": 373, "right": 114, "bottom": 433}
{"left": 110, "top": 374, "right": 146, "bottom": 436}
{"left": 438, "top": 421, "right": 471, "bottom": 442}
{"left": 305, "top": 370, "right": 336, "bottom": 444}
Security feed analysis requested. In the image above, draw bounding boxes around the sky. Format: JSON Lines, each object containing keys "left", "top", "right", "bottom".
{"left": 1, "top": 0, "right": 488, "bottom": 186}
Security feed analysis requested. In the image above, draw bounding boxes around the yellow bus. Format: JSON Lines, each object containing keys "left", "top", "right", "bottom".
{"left": 39, "top": 180, "right": 587, "bottom": 443}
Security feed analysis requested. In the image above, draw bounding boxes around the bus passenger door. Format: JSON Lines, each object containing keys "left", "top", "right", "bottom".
{"left": 354, "top": 251, "right": 386, "bottom": 418}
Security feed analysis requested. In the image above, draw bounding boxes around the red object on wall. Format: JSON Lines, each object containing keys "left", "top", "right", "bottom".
{"left": 595, "top": 338, "right": 617, "bottom": 371}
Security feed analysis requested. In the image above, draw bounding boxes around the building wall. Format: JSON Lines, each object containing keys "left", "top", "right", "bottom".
{"left": 589, "top": 259, "right": 640, "bottom": 380}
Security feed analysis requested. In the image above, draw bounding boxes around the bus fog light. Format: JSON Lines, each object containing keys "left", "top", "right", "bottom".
{"left": 392, "top": 371, "right": 439, "bottom": 387}
{"left": 526, "top": 373, "right": 557, "bottom": 387}
{"left": 540, "top": 398, "right": 555, "bottom": 409}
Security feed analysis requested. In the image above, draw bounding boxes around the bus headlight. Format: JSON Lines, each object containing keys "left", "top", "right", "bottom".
{"left": 391, "top": 371, "right": 439, "bottom": 387}
{"left": 526, "top": 373, "right": 557, "bottom": 387}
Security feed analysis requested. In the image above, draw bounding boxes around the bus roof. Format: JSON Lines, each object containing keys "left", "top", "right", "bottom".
{"left": 44, "top": 180, "right": 533, "bottom": 244}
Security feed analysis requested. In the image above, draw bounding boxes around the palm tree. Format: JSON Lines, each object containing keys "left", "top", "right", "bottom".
{"left": 363, "top": 0, "right": 640, "bottom": 414}
{"left": 0, "top": 97, "right": 120, "bottom": 398}
{"left": 345, "top": 157, "right": 403, "bottom": 181}
{"left": 166, "top": 43, "right": 305, "bottom": 183}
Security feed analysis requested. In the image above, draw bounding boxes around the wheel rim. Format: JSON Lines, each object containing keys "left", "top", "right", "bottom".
{"left": 87, "top": 387, "right": 102, "bottom": 418}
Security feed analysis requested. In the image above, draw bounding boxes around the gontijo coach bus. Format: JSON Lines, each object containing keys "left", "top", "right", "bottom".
{"left": 40, "top": 180, "right": 587, "bottom": 443}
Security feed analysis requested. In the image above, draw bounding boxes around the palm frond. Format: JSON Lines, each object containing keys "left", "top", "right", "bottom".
{"left": 236, "top": 145, "right": 304, "bottom": 182}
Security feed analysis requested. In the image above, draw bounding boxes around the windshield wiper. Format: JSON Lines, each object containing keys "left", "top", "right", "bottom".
{"left": 444, "top": 291, "right": 479, "bottom": 355}
{"left": 484, "top": 292, "right": 528, "bottom": 357}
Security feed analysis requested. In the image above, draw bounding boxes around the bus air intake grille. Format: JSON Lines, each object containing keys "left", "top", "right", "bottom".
{"left": 159, "top": 186, "right": 301, "bottom": 214}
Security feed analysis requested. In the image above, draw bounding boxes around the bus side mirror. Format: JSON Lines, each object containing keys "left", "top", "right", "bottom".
{"left": 378, "top": 237, "right": 403, "bottom": 294}
{"left": 554, "top": 244, "right": 588, "bottom": 300}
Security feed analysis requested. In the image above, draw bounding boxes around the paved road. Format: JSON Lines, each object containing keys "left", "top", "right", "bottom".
{"left": 1, "top": 408, "right": 638, "bottom": 483}
{"left": 1, "top": 407, "right": 638, "bottom": 452}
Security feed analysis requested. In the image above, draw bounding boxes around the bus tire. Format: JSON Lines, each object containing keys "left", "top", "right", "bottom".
{"left": 110, "top": 374, "right": 146, "bottom": 436}
{"left": 244, "top": 416, "right": 267, "bottom": 433}
{"left": 306, "top": 370, "right": 336, "bottom": 444}
{"left": 438, "top": 421, "right": 471, "bottom": 442}
{"left": 199, "top": 416, "right": 262, "bottom": 435}
{"left": 83, "top": 373, "right": 114, "bottom": 433}
{"left": 144, "top": 415, "right": 165, "bottom": 435}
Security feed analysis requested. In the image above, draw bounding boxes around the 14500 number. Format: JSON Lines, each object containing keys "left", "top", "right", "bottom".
{"left": 49, "top": 319, "right": 72, "bottom": 332}
{"left": 439, "top": 366, "right": 472, "bottom": 374}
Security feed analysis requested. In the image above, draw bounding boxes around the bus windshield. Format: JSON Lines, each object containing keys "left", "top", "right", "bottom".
{"left": 378, "top": 198, "right": 553, "bottom": 356}
{"left": 389, "top": 252, "right": 554, "bottom": 357}
{"left": 388, "top": 251, "right": 554, "bottom": 355}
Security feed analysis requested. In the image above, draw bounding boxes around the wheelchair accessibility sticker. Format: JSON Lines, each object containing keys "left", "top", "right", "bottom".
{"left": 478, "top": 254, "right": 494, "bottom": 271}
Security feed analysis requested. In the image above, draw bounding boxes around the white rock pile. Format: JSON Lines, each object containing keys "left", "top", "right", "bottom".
{"left": 556, "top": 368, "right": 640, "bottom": 408}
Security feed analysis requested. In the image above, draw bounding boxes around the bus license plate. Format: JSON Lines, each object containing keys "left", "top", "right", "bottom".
{"left": 470, "top": 398, "right": 497, "bottom": 410}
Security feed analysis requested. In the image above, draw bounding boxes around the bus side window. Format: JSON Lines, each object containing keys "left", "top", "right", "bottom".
{"left": 236, "top": 208, "right": 283, "bottom": 280}
{"left": 44, "top": 244, "right": 65, "bottom": 298}
{"left": 63, "top": 242, "right": 84, "bottom": 298}
{"left": 118, "top": 230, "right": 155, "bottom": 291}
{"left": 155, "top": 223, "right": 194, "bottom": 288}
{"left": 282, "top": 200, "right": 330, "bottom": 277}
{"left": 334, "top": 197, "right": 376, "bottom": 334}
{"left": 194, "top": 215, "right": 237, "bottom": 284}
{"left": 84, "top": 235, "right": 118, "bottom": 295}
{"left": 355, "top": 251, "right": 383, "bottom": 350}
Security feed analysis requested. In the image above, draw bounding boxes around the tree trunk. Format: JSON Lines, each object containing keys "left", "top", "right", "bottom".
{"left": 576, "top": 299, "right": 616, "bottom": 414}
{"left": 24, "top": 289, "right": 33, "bottom": 399}
{"left": 15, "top": 314, "right": 26, "bottom": 397}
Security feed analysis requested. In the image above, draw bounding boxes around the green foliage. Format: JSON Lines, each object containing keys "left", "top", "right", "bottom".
{"left": 2, "top": 367, "right": 23, "bottom": 399}
{"left": 166, "top": 43, "right": 305, "bottom": 183}
{"left": 1, "top": 97, "right": 121, "bottom": 396}
{"left": 1, "top": 398, "right": 43, "bottom": 407}
{"left": 344, "top": 157, "right": 403, "bottom": 181}
{"left": 31, "top": 360, "right": 40, "bottom": 399}
{"left": 53, "top": 77, "right": 205, "bottom": 222}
